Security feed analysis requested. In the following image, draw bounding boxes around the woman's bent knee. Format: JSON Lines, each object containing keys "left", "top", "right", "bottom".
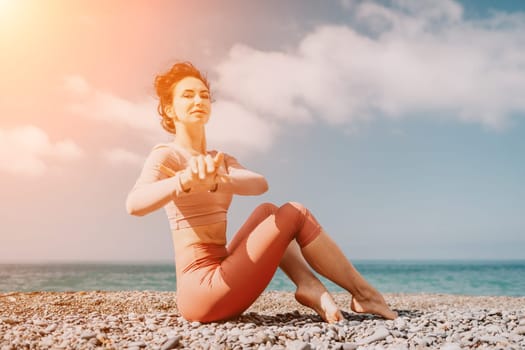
{"left": 256, "top": 202, "right": 278, "bottom": 216}
{"left": 276, "top": 201, "right": 307, "bottom": 223}
{"left": 286, "top": 201, "right": 307, "bottom": 213}
{"left": 276, "top": 201, "right": 321, "bottom": 248}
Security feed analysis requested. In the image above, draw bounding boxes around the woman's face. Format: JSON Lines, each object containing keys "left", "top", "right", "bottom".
{"left": 170, "top": 76, "right": 211, "bottom": 126}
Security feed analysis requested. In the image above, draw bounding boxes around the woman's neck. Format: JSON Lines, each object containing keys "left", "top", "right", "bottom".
{"left": 173, "top": 125, "right": 207, "bottom": 155}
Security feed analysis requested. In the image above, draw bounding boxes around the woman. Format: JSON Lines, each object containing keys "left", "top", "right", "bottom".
{"left": 126, "top": 61, "right": 397, "bottom": 323}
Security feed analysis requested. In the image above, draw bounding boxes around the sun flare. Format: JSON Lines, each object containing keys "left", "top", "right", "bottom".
{"left": 0, "top": 0, "right": 11, "bottom": 11}
{"left": 0, "top": 0, "right": 15, "bottom": 20}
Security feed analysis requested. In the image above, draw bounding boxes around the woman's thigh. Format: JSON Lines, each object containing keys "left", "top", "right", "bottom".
{"left": 226, "top": 202, "right": 278, "bottom": 253}
{"left": 224, "top": 200, "right": 321, "bottom": 285}
{"left": 222, "top": 202, "right": 312, "bottom": 292}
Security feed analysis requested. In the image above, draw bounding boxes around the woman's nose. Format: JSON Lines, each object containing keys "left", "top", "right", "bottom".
{"left": 194, "top": 95, "right": 203, "bottom": 104}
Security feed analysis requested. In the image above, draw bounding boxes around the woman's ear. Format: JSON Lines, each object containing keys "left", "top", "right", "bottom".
{"left": 165, "top": 105, "right": 176, "bottom": 119}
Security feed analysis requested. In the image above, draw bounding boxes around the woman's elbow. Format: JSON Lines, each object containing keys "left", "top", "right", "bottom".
{"left": 249, "top": 178, "right": 268, "bottom": 195}
{"left": 259, "top": 179, "right": 269, "bottom": 194}
{"left": 126, "top": 196, "right": 145, "bottom": 216}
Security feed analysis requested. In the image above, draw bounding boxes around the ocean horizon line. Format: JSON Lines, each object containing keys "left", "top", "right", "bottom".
{"left": 0, "top": 258, "right": 524, "bottom": 265}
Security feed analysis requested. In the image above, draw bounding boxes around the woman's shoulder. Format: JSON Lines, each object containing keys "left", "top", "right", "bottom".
{"left": 148, "top": 142, "right": 186, "bottom": 162}
{"left": 152, "top": 142, "right": 185, "bottom": 153}
{"left": 152, "top": 142, "right": 175, "bottom": 150}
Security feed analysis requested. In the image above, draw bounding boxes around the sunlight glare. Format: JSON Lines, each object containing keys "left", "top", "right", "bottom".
{"left": 0, "top": 0, "right": 14, "bottom": 20}
{"left": 0, "top": 0, "right": 11, "bottom": 12}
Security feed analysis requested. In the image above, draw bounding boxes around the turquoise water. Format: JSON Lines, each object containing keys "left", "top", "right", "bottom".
{"left": 0, "top": 260, "right": 523, "bottom": 296}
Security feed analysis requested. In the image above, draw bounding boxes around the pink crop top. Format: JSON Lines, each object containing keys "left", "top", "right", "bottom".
{"left": 126, "top": 143, "right": 268, "bottom": 230}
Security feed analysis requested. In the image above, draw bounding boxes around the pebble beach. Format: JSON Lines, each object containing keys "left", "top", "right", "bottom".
{"left": 1, "top": 291, "right": 524, "bottom": 349}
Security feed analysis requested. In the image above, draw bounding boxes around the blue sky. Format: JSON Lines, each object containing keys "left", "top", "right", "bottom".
{"left": 0, "top": 0, "right": 524, "bottom": 261}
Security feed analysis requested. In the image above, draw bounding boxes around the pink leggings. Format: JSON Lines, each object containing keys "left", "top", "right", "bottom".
{"left": 175, "top": 202, "right": 322, "bottom": 322}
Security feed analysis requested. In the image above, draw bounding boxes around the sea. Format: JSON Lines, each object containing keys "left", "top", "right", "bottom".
{"left": 1, "top": 260, "right": 524, "bottom": 296}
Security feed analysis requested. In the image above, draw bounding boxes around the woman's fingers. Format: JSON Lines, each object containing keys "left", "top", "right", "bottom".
{"left": 205, "top": 154, "right": 216, "bottom": 174}
{"left": 189, "top": 157, "right": 198, "bottom": 177}
{"left": 214, "top": 152, "right": 224, "bottom": 168}
{"left": 187, "top": 153, "right": 226, "bottom": 184}
{"left": 196, "top": 156, "right": 206, "bottom": 179}
{"left": 213, "top": 152, "right": 230, "bottom": 183}
{"left": 189, "top": 155, "right": 208, "bottom": 179}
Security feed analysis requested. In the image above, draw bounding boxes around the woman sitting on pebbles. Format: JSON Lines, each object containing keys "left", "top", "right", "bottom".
{"left": 126, "top": 61, "right": 397, "bottom": 323}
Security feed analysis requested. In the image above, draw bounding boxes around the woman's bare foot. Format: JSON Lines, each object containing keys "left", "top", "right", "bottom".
{"left": 350, "top": 292, "right": 398, "bottom": 320}
{"left": 295, "top": 283, "right": 344, "bottom": 323}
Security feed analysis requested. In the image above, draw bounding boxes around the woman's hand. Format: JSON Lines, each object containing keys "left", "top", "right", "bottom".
{"left": 186, "top": 152, "right": 224, "bottom": 191}
{"left": 158, "top": 152, "right": 229, "bottom": 192}
{"left": 190, "top": 152, "right": 223, "bottom": 180}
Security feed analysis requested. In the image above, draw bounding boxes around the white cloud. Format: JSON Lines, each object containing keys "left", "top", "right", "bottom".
{"left": 103, "top": 148, "right": 143, "bottom": 166}
{"left": 216, "top": 46, "right": 314, "bottom": 124}
{"left": 0, "top": 125, "right": 83, "bottom": 176}
{"left": 63, "top": 75, "right": 91, "bottom": 95}
{"left": 215, "top": 0, "right": 525, "bottom": 130}
{"left": 54, "top": 140, "right": 84, "bottom": 159}
{"left": 339, "top": 0, "right": 359, "bottom": 11}
{"left": 64, "top": 75, "right": 160, "bottom": 133}
{"left": 206, "top": 100, "right": 276, "bottom": 156}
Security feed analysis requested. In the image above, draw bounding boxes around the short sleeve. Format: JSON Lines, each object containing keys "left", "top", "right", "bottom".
{"left": 132, "top": 144, "right": 184, "bottom": 188}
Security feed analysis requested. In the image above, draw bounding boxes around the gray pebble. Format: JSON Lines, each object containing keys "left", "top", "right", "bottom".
{"left": 390, "top": 330, "right": 404, "bottom": 338}
{"left": 480, "top": 335, "right": 509, "bottom": 344}
{"left": 387, "top": 345, "right": 408, "bottom": 350}
{"left": 33, "top": 319, "right": 48, "bottom": 327}
{"left": 484, "top": 324, "right": 502, "bottom": 334}
{"left": 80, "top": 331, "right": 96, "bottom": 340}
{"left": 39, "top": 336, "right": 54, "bottom": 347}
{"left": 287, "top": 340, "right": 311, "bottom": 350}
{"left": 44, "top": 324, "right": 57, "bottom": 333}
{"left": 128, "top": 340, "right": 147, "bottom": 347}
{"left": 161, "top": 335, "right": 182, "bottom": 350}
{"left": 325, "top": 329, "right": 337, "bottom": 340}
{"left": 513, "top": 326, "right": 525, "bottom": 335}
{"left": 307, "top": 326, "right": 322, "bottom": 335}
{"left": 239, "top": 335, "right": 253, "bottom": 344}
{"left": 415, "top": 336, "right": 433, "bottom": 346}
{"left": 393, "top": 318, "right": 407, "bottom": 330}
{"left": 357, "top": 326, "right": 390, "bottom": 345}
{"left": 229, "top": 328, "right": 243, "bottom": 336}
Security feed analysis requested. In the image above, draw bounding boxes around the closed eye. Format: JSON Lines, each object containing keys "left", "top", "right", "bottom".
{"left": 181, "top": 89, "right": 210, "bottom": 98}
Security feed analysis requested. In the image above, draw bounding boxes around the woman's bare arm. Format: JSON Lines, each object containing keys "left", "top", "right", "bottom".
{"left": 219, "top": 154, "right": 268, "bottom": 195}
{"left": 126, "top": 146, "right": 188, "bottom": 216}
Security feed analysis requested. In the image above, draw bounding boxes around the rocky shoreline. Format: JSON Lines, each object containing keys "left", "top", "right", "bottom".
{"left": 1, "top": 291, "right": 524, "bottom": 349}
